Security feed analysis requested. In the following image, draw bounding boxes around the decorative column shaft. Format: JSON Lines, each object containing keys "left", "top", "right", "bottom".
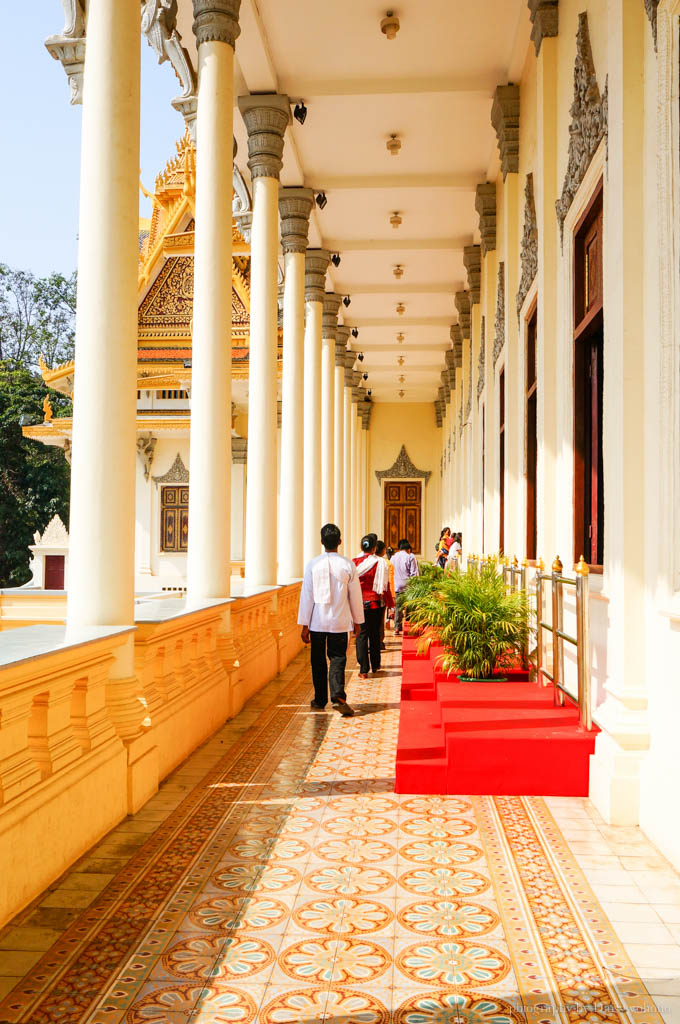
{"left": 239, "top": 93, "right": 290, "bottom": 587}
{"left": 67, "top": 0, "right": 141, "bottom": 631}
{"left": 350, "top": 403, "right": 359, "bottom": 554}
{"left": 343, "top": 353, "right": 353, "bottom": 553}
{"left": 321, "top": 292, "right": 342, "bottom": 523}
{"left": 187, "top": 0, "right": 241, "bottom": 603}
{"left": 278, "top": 188, "right": 314, "bottom": 581}
{"left": 303, "top": 249, "right": 330, "bottom": 565}
{"left": 334, "top": 325, "right": 349, "bottom": 532}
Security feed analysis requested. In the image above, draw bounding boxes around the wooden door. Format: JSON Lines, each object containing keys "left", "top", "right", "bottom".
{"left": 383, "top": 481, "right": 422, "bottom": 553}
{"left": 44, "top": 555, "right": 65, "bottom": 590}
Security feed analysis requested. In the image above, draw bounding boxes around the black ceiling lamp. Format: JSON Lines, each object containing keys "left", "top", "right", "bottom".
{"left": 343, "top": 295, "right": 351, "bottom": 308}
{"left": 351, "top": 327, "right": 359, "bottom": 339}
{"left": 293, "top": 100, "right": 308, "bottom": 124}
{"left": 366, "top": 390, "right": 372, "bottom": 399}
{"left": 362, "top": 372, "right": 369, "bottom": 381}
{"left": 315, "top": 191, "right": 327, "bottom": 210}
{"left": 331, "top": 253, "right": 341, "bottom": 267}
{"left": 357, "top": 352, "right": 365, "bottom": 362}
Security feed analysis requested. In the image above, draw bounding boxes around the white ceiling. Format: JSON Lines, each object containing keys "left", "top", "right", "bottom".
{"left": 177, "top": 0, "right": 530, "bottom": 402}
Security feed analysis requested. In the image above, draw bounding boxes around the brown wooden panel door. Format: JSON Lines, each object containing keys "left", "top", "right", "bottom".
{"left": 383, "top": 481, "right": 422, "bottom": 554}
{"left": 44, "top": 555, "right": 65, "bottom": 590}
{"left": 161, "top": 486, "right": 190, "bottom": 552}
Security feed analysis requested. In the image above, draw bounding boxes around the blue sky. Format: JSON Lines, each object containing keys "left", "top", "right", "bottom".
{"left": 3, "top": 2, "right": 188, "bottom": 277}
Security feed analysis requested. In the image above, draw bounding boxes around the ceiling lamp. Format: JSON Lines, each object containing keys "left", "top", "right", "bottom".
{"left": 357, "top": 352, "right": 365, "bottom": 362}
{"left": 398, "top": 389, "right": 405, "bottom": 398}
{"left": 396, "top": 302, "right": 405, "bottom": 315}
{"left": 393, "top": 264, "right": 404, "bottom": 279}
{"left": 381, "top": 11, "right": 400, "bottom": 39}
{"left": 366, "top": 390, "right": 372, "bottom": 398}
{"left": 293, "top": 100, "right": 307, "bottom": 124}
{"left": 396, "top": 332, "right": 405, "bottom": 343}
{"left": 397, "top": 356, "right": 404, "bottom": 366}
{"left": 331, "top": 252, "right": 341, "bottom": 267}
{"left": 390, "top": 211, "right": 402, "bottom": 229}
{"left": 343, "top": 295, "right": 351, "bottom": 308}
{"left": 398, "top": 374, "right": 405, "bottom": 384}
{"left": 362, "top": 372, "right": 369, "bottom": 381}
{"left": 351, "top": 327, "right": 359, "bottom": 339}
{"left": 315, "top": 191, "right": 327, "bottom": 209}
{"left": 386, "top": 134, "right": 402, "bottom": 157}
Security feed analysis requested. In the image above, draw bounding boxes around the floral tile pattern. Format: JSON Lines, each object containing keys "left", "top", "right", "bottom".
{"left": 0, "top": 639, "right": 674, "bottom": 1023}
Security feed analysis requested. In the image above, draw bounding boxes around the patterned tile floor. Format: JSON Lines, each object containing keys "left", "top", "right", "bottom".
{"left": 1, "top": 637, "right": 680, "bottom": 1023}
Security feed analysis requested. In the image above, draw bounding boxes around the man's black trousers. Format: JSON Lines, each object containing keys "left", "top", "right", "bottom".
{"left": 356, "top": 605, "right": 383, "bottom": 674}
{"left": 310, "top": 630, "right": 348, "bottom": 706}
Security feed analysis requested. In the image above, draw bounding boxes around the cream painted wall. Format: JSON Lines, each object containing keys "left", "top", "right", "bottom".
{"left": 368, "top": 403, "right": 442, "bottom": 558}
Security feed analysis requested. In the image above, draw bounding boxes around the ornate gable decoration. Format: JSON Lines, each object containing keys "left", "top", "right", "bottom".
{"left": 493, "top": 264, "right": 506, "bottom": 366}
{"left": 33, "top": 514, "right": 69, "bottom": 547}
{"left": 555, "top": 13, "right": 608, "bottom": 239}
{"left": 644, "top": 0, "right": 659, "bottom": 49}
{"left": 375, "top": 445, "right": 432, "bottom": 485}
{"left": 153, "top": 452, "right": 189, "bottom": 485}
{"left": 517, "top": 173, "right": 538, "bottom": 318}
{"left": 477, "top": 317, "right": 486, "bottom": 401}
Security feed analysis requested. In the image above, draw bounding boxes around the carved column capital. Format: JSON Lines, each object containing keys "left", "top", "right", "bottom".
{"left": 434, "top": 401, "right": 443, "bottom": 428}
{"left": 45, "top": 1, "right": 87, "bottom": 105}
{"left": 322, "top": 292, "right": 343, "bottom": 339}
{"left": 450, "top": 324, "right": 463, "bottom": 368}
{"left": 455, "top": 292, "right": 472, "bottom": 338}
{"left": 528, "top": 0, "right": 559, "bottom": 55}
{"left": 475, "top": 183, "right": 497, "bottom": 255}
{"left": 344, "top": 349, "right": 356, "bottom": 385}
{"left": 305, "top": 249, "right": 330, "bottom": 303}
{"left": 445, "top": 347, "right": 456, "bottom": 387}
{"left": 192, "top": 0, "right": 241, "bottom": 48}
{"left": 463, "top": 245, "right": 481, "bottom": 304}
{"left": 491, "top": 84, "right": 520, "bottom": 180}
{"left": 238, "top": 94, "right": 290, "bottom": 180}
{"left": 335, "top": 325, "right": 350, "bottom": 366}
{"left": 279, "top": 187, "right": 314, "bottom": 255}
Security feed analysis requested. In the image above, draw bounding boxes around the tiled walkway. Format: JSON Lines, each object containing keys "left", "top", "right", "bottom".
{"left": 1, "top": 638, "right": 680, "bottom": 1023}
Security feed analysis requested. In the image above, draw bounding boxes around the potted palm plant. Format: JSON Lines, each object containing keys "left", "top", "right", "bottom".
{"left": 398, "top": 558, "right": 530, "bottom": 680}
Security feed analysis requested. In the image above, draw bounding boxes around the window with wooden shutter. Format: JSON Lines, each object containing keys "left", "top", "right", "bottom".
{"left": 161, "top": 486, "right": 189, "bottom": 552}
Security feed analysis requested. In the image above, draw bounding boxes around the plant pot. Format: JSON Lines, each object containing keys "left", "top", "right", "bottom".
{"left": 459, "top": 675, "right": 508, "bottom": 683}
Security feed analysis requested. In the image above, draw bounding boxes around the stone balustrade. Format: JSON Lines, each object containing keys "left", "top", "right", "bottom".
{"left": 0, "top": 582, "right": 304, "bottom": 928}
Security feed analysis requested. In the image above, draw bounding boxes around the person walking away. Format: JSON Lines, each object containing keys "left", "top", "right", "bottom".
{"left": 298, "top": 523, "right": 364, "bottom": 716}
{"left": 447, "top": 531, "right": 462, "bottom": 570}
{"left": 392, "top": 538, "right": 420, "bottom": 635}
{"left": 375, "top": 540, "right": 395, "bottom": 650}
{"left": 354, "top": 534, "right": 389, "bottom": 677}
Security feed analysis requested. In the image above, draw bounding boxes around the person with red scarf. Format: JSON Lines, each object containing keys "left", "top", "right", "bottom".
{"left": 353, "top": 533, "right": 389, "bottom": 678}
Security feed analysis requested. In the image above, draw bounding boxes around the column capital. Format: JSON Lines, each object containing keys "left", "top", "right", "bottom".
{"left": 462, "top": 245, "right": 481, "bottom": 304}
{"left": 322, "top": 292, "right": 343, "bottom": 339}
{"left": 335, "top": 325, "right": 350, "bottom": 365}
{"left": 455, "top": 292, "right": 472, "bottom": 339}
{"left": 450, "top": 324, "right": 463, "bottom": 367}
{"left": 344, "top": 349, "right": 356, "bottom": 385}
{"left": 238, "top": 94, "right": 290, "bottom": 180}
{"left": 528, "top": 0, "right": 559, "bottom": 55}
{"left": 475, "top": 182, "right": 497, "bottom": 255}
{"left": 305, "top": 249, "right": 330, "bottom": 303}
{"left": 491, "top": 84, "right": 520, "bottom": 180}
{"left": 192, "top": 0, "right": 241, "bottom": 49}
{"left": 279, "top": 187, "right": 314, "bottom": 255}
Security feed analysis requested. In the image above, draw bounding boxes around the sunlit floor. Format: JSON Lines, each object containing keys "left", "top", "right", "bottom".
{"left": 1, "top": 637, "right": 679, "bottom": 1023}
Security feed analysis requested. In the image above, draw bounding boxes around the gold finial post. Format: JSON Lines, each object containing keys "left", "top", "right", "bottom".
{"left": 552, "top": 555, "right": 563, "bottom": 574}
{"left": 575, "top": 554, "right": 590, "bottom": 576}
{"left": 537, "top": 557, "right": 544, "bottom": 572}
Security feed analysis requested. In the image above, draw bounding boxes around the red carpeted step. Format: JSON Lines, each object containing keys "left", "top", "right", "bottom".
{"left": 395, "top": 641, "right": 598, "bottom": 796}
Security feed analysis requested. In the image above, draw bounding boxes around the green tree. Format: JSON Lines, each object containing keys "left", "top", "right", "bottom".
{"left": 0, "top": 264, "right": 76, "bottom": 369}
{"left": 0, "top": 365, "right": 72, "bottom": 587}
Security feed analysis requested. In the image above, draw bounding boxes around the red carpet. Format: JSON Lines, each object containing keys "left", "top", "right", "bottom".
{"left": 395, "top": 636, "right": 598, "bottom": 796}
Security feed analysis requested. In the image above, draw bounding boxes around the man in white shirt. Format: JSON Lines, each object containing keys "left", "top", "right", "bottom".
{"left": 298, "top": 523, "right": 364, "bottom": 716}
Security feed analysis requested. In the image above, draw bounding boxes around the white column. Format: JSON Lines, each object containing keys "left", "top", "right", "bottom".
{"left": 303, "top": 250, "right": 330, "bottom": 565}
{"left": 186, "top": 2, "right": 240, "bottom": 604}
{"left": 67, "top": 0, "right": 141, "bottom": 629}
{"left": 278, "top": 188, "right": 314, "bottom": 582}
{"left": 350, "top": 400, "right": 359, "bottom": 553}
{"left": 334, "top": 325, "right": 349, "bottom": 531}
{"left": 343, "top": 367, "right": 353, "bottom": 552}
{"left": 321, "top": 293, "right": 342, "bottom": 523}
{"left": 239, "top": 94, "right": 290, "bottom": 587}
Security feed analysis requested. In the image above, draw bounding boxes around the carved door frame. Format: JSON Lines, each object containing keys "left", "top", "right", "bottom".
{"left": 382, "top": 478, "right": 423, "bottom": 554}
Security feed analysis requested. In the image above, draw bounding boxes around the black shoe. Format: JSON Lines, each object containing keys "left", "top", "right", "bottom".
{"left": 334, "top": 698, "right": 354, "bottom": 717}
{"left": 310, "top": 700, "right": 326, "bottom": 710}
{"left": 380, "top": 642, "right": 386, "bottom": 651}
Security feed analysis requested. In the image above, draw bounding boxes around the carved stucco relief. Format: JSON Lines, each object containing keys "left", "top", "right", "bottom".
{"left": 555, "top": 12, "right": 608, "bottom": 239}
{"left": 516, "top": 173, "right": 538, "bottom": 319}
{"left": 644, "top": 0, "right": 659, "bottom": 49}
{"left": 493, "top": 264, "right": 506, "bottom": 367}
{"left": 153, "top": 452, "right": 189, "bottom": 485}
{"left": 477, "top": 317, "right": 486, "bottom": 401}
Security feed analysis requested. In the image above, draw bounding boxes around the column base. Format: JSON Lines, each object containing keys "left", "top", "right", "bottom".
{"left": 588, "top": 693, "right": 650, "bottom": 826}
